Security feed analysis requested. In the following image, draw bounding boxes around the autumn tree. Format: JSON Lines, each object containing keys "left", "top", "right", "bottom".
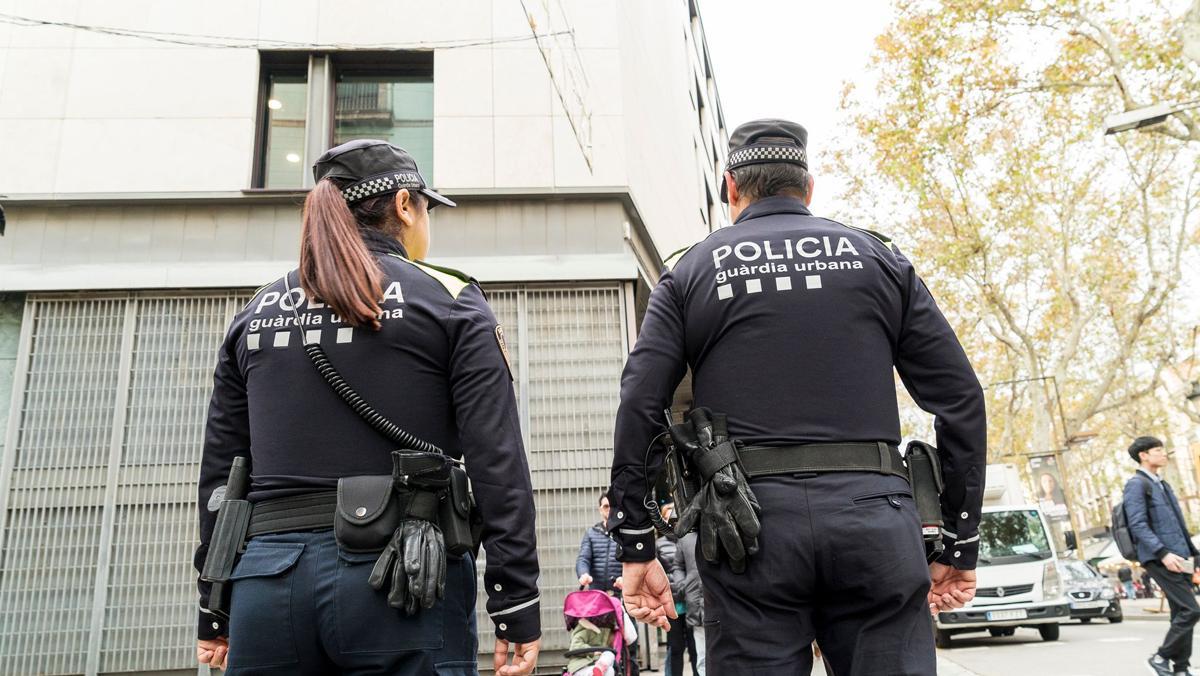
{"left": 835, "top": 0, "right": 1200, "bottom": 526}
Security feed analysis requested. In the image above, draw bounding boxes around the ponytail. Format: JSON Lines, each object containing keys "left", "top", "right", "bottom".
{"left": 299, "top": 179, "right": 383, "bottom": 330}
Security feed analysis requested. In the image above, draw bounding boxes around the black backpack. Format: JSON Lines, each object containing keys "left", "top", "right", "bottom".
{"left": 1112, "top": 474, "right": 1154, "bottom": 561}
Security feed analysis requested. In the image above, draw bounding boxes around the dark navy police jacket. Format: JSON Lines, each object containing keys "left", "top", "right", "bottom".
{"left": 195, "top": 229, "right": 540, "bottom": 642}
{"left": 1124, "top": 469, "right": 1199, "bottom": 564}
{"left": 608, "top": 196, "right": 987, "bottom": 568}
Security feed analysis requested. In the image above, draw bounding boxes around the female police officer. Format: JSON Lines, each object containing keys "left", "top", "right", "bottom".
{"left": 193, "top": 140, "right": 541, "bottom": 675}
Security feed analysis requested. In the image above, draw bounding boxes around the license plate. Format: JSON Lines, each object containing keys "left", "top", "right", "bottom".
{"left": 986, "top": 609, "right": 1028, "bottom": 621}
{"left": 1070, "top": 600, "right": 1108, "bottom": 609}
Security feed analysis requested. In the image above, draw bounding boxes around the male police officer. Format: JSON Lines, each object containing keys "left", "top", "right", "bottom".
{"left": 608, "top": 120, "right": 986, "bottom": 674}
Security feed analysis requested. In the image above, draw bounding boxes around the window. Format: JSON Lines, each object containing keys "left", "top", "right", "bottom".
{"left": 334, "top": 74, "right": 433, "bottom": 177}
{"left": 977, "top": 510, "right": 1054, "bottom": 566}
{"left": 262, "top": 73, "right": 308, "bottom": 188}
{"left": 253, "top": 52, "right": 433, "bottom": 189}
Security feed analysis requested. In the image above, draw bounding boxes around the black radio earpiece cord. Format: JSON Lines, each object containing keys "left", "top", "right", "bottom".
{"left": 641, "top": 431, "right": 672, "bottom": 536}
{"left": 282, "top": 272, "right": 446, "bottom": 456}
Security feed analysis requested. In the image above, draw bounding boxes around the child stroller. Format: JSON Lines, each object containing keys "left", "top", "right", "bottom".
{"left": 561, "top": 588, "right": 634, "bottom": 676}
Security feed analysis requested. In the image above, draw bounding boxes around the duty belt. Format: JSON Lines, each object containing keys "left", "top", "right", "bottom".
{"left": 245, "top": 489, "right": 441, "bottom": 538}
{"left": 737, "top": 442, "right": 907, "bottom": 480}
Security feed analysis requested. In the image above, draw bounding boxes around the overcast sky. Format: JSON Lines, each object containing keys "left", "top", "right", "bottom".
{"left": 699, "top": 0, "right": 896, "bottom": 214}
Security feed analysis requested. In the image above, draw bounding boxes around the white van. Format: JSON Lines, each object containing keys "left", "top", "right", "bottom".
{"left": 934, "top": 466, "right": 1071, "bottom": 648}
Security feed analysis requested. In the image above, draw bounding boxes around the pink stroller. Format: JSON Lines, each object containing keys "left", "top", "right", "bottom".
{"left": 561, "top": 589, "right": 633, "bottom": 676}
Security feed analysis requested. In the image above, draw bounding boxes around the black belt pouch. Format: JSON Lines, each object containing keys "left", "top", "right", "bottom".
{"left": 335, "top": 475, "right": 402, "bottom": 553}
{"left": 440, "top": 465, "right": 477, "bottom": 557}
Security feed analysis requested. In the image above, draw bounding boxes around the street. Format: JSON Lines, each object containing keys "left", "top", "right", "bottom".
{"left": 802, "top": 599, "right": 1182, "bottom": 676}
{"left": 934, "top": 618, "right": 1168, "bottom": 676}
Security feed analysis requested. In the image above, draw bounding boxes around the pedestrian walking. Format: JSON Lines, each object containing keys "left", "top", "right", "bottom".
{"left": 575, "top": 491, "right": 640, "bottom": 674}
{"left": 656, "top": 503, "right": 698, "bottom": 676}
{"left": 606, "top": 119, "right": 987, "bottom": 674}
{"left": 194, "top": 140, "right": 541, "bottom": 675}
{"left": 1118, "top": 564, "right": 1136, "bottom": 600}
{"left": 1123, "top": 435, "right": 1200, "bottom": 676}
{"left": 577, "top": 493, "right": 623, "bottom": 594}
{"left": 675, "top": 531, "right": 706, "bottom": 676}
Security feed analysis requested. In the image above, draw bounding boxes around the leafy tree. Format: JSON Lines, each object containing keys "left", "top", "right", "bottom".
{"left": 836, "top": 0, "right": 1200, "bottom": 526}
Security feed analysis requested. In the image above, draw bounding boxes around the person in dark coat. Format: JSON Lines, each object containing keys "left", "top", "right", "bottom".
{"left": 1124, "top": 435, "right": 1200, "bottom": 676}
{"left": 576, "top": 493, "right": 623, "bottom": 593}
{"left": 675, "top": 531, "right": 705, "bottom": 676}
{"left": 1118, "top": 565, "right": 1135, "bottom": 600}
{"left": 657, "top": 503, "right": 697, "bottom": 676}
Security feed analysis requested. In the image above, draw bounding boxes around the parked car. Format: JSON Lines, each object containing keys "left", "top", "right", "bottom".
{"left": 1060, "top": 559, "right": 1122, "bottom": 623}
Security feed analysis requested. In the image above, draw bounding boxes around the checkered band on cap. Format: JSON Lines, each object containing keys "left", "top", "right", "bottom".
{"left": 726, "top": 144, "right": 808, "bottom": 171}
{"left": 340, "top": 172, "right": 424, "bottom": 204}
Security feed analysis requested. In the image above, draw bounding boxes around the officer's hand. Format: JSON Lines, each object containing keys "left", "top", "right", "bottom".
{"left": 1163, "top": 552, "right": 1187, "bottom": 573}
{"left": 928, "top": 562, "right": 977, "bottom": 614}
{"left": 621, "top": 560, "right": 677, "bottom": 630}
{"left": 578, "top": 573, "right": 593, "bottom": 588}
{"left": 493, "top": 637, "right": 540, "bottom": 676}
{"left": 196, "top": 637, "right": 228, "bottom": 670}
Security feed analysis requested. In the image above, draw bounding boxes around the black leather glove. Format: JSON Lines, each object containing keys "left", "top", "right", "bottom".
{"left": 369, "top": 519, "right": 447, "bottom": 615}
{"left": 674, "top": 409, "right": 761, "bottom": 573}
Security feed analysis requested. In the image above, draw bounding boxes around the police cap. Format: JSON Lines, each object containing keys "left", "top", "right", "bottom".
{"left": 720, "top": 119, "right": 808, "bottom": 203}
{"left": 313, "top": 139, "right": 456, "bottom": 209}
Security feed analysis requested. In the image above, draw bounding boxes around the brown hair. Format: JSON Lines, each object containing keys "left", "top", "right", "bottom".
{"left": 299, "top": 179, "right": 385, "bottom": 329}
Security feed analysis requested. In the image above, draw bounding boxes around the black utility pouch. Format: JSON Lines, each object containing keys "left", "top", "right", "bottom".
{"left": 440, "top": 465, "right": 476, "bottom": 557}
{"left": 905, "top": 440, "right": 945, "bottom": 560}
{"left": 336, "top": 475, "right": 403, "bottom": 553}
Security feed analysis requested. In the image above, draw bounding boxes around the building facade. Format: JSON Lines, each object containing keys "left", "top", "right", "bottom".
{"left": 0, "top": 1, "right": 728, "bottom": 673}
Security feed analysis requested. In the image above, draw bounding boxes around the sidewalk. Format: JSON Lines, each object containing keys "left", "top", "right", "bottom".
{"left": 1120, "top": 596, "right": 1175, "bottom": 621}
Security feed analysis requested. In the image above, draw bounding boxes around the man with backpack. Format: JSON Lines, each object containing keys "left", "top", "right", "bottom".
{"left": 1122, "top": 436, "right": 1200, "bottom": 676}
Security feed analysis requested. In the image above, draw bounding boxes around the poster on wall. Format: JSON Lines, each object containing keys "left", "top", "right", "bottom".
{"left": 1029, "top": 453, "right": 1069, "bottom": 520}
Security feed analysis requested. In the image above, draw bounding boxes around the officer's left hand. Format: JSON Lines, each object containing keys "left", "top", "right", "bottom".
{"left": 493, "top": 637, "right": 541, "bottom": 676}
{"left": 928, "top": 562, "right": 976, "bottom": 614}
{"left": 196, "top": 637, "right": 228, "bottom": 670}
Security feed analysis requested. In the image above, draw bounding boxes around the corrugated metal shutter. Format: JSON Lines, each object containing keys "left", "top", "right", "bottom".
{"left": 100, "top": 296, "right": 247, "bottom": 673}
{"left": 473, "top": 286, "right": 628, "bottom": 652}
{"left": 0, "top": 294, "right": 248, "bottom": 675}
{"left": 0, "top": 284, "right": 628, "bottom": 673}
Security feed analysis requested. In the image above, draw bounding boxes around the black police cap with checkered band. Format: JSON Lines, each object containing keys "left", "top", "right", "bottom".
{"left": 313, "top": 139, "right": 456, "bottom": 209}
{"left": 720, "top": 118, "right": 809, "bottom": 203}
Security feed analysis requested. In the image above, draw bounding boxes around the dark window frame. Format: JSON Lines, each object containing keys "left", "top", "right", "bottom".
{"left": 251, "top": 52, "right": 309, "bottom": 190}
{"left": 250, "top": 51, "right": 434, "bottom": 190}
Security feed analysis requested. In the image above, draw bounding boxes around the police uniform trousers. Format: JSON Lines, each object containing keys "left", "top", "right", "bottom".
{"left": 224, "top": 530, "right": 478, "bottom": 675}
{"left": 697, "top": 472, "right": 935, "bottom": 676}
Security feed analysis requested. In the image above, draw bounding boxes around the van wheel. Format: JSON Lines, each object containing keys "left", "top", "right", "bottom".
{"left": 1109, "top": 613, "right": 1123, "bottom": 624}
{"left": 1038, "top": 624, "right": 1060, "bottom": 641}
{"left": 935, "top": 629, "right": 953, "bottom": 649}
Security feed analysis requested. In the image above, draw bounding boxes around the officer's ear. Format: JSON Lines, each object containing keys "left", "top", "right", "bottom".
{"left": 394, "top": 189, "right": 416, "bottom": 228}
{"left": 724, "top": 171, "right": 740, "bottom": 205}
{"left": 803, "top": 173, "right": 816, "bottom": 207}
